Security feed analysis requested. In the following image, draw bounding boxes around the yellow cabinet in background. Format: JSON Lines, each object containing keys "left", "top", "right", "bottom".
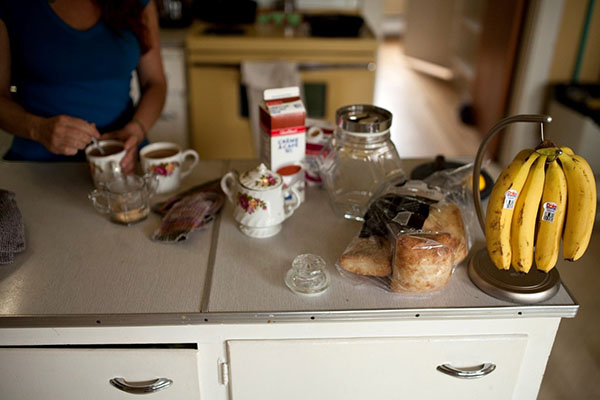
{"left": 186, "top": 22, "right": 378, "bottom": 159}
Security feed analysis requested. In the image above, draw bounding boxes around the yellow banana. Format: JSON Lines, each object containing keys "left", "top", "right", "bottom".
{"left": 534, "top": 159, "right": 567, "bottom": 272}
{"left": 560, "top": 146, "right": 574, "bottom": 155}
{"left": 511, "top": 155, "right": 547, "bottom": 273}
{"left": 485, "top": 149, "right": 539, "bottom": 270}
{"left": 536, "top": 147, "right": 561, "bottom": 156}
{"left": 559, "top": 153, "right": 597, "bottom": 261}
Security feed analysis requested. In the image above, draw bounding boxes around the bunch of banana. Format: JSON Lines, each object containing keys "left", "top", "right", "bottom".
{"left": 485, "top": 144, "right": 596, "bottom": 273}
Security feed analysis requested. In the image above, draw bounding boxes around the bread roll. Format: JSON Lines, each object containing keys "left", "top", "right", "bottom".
{"left": 421, "top": 202, "right": 468, "bottom": 264}
{"left": 339, "top": 236, "right": 392, "bottom": 277}
{"left": 390, "top": 233, "right": 453, "bottom": 292}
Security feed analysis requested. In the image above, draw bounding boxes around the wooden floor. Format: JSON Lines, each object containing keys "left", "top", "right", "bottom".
{"left": 373, "top": 39, "right": 481, "bottom": 159}
{"left": 537, "top": 227, "right": 600, "bottom": 400}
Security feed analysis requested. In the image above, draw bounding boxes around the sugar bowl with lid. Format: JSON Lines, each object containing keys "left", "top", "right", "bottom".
{"left": 221, "top": 163, "right": 301, "bottom": 238}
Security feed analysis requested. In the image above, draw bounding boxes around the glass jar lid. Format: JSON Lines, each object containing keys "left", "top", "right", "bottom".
{"left": 285, "top": 254, "right": 330, "bottom": 295}
{"left": 239, "top": 163, "right": 282, "bottom": 190}
{"left": 336, "top": 104, "right": 392, "bottom": 134}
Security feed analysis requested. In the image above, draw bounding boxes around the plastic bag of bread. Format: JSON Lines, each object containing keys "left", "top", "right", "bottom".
{"left": 337, "top": 180, "right": 470, "bottom": 293}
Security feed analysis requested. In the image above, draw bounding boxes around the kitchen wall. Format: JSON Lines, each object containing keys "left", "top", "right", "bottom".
{"left": 256, "top": 0, "right": 360, "bottom": 10}
{"left": 499, "top": 0, "right": 599, "bottom": 166}
{"left": 255, "top": 0, "right": 386, "bottom": 37}
{"left": 549, "top": 0, "right": 600, "bottom": 82}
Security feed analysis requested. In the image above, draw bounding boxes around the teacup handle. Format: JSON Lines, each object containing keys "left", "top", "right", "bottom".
{"left": 220, "top": 171, "right": 239, "bottom": 204}
{"left": 283, "top": 186, "right": 301, "bottom": 220}
{"left": 88, "top": 190, "right": 110, "bottom": 214}
{"left": 180, "top": 150, "right": 199, "bottom": 179}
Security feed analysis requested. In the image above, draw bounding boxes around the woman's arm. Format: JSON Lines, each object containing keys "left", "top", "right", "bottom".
{"left": 102, "top": 0, "right": 167, "bottom": 173}
{"left": 0, "top": 20, "right": 99, "bottom": 156}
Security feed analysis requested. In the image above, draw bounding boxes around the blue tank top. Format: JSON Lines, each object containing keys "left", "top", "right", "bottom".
{"left": 1, "top": 0, "right": 150, "bottom": 161}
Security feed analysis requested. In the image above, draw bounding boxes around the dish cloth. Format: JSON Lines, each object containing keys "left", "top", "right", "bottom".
{"left": 152, "top": 180, "right": 225, "bottom": 243}
{"left": 0, "top": 189, "right": 25, "bottom": 264}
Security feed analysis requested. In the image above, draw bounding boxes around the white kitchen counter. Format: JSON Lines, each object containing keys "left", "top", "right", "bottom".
{"left": 0, "top": 160, "right": 223, "bottom": 319}
{"left": 0, "top": 159, "right": 577, "bottom": 327}
{"left": 0, "top": 159, "right": 580, "bottom": 400}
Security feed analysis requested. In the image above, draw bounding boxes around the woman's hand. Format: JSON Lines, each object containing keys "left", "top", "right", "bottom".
{"left": 34, "top": 115, "right": 100, "bottom": 156}
{"left": 101, "top": 120, "right": 145, "bottom": 174}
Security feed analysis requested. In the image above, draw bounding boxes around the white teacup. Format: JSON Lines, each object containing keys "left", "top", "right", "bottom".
{"left": 140, "top": 142, "right": 199, "bottom": 194}
{"left": 276, "top": 163, "right": 305, "bottom": 204}
{"left": 85, "top": 140, "right": 126, "bottom": 188}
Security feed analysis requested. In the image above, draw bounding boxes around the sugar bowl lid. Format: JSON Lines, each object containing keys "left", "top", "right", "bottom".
{"left": 336, "top": 104, "right": 392, "bottom": 133}
{"left": 240, "top": 163, "right": 282, "bottom": 190}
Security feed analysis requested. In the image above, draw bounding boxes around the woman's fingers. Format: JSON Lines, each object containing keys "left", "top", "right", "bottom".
{"left": 41, "top": 115, "right": 100, "bottom": 155}
{"left": 64, "top": 116, "right": 99, "bottom": 137}
{"left": 100, "top": 129, "right": 139, "bottom": 174}
{"left": 123, "top": 134, "right": 138, "bottom": 150}
{"left": 120, "top": 149, "right": 136, "bottom": 174}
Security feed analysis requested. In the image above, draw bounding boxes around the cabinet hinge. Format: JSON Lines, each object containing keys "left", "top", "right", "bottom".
{"left": 219, "top": 361, "right": 229, "bottom": 386}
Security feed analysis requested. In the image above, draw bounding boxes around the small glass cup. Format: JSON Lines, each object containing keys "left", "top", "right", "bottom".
{"left": 88, "top": 174, "right": 158, "bottom": 225}
{"left": 285, "top": 254, "right": 330, "bottom": 295}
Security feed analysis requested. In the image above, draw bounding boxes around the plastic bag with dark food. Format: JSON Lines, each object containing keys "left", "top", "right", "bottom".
{"left": 359, "top": 194, "right": 437, "bottom": 238}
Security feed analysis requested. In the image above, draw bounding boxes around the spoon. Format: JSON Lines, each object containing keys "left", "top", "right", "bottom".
{"left": 91, "top": 137, "right": 104, "bottom": 155}
{"left": 90, "top": 123, "right": 104, "bottom": 155}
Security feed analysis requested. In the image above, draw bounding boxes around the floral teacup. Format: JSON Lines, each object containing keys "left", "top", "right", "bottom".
{"left": 221, "top": 163, "right": 301, "bottom": 238}
{"left": 140, "top": 142, "right": 199, "bottom": 194}
{"left": 85, "top": 140, "right": 126, "bottom": 188}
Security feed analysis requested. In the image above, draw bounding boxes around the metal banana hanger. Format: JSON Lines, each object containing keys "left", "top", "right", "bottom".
{"left": 468, "top": 114, "right": 561, "bottom": 304}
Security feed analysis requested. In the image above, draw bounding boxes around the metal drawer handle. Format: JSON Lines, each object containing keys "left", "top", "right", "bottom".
{"left": 436, "top": 363, "right": 496, "bottom": 379}
{"left": 109, "top": 377, "right": 173, "bottom": 394}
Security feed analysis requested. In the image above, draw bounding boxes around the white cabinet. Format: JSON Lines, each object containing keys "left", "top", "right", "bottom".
{"left": 226, "top": 335, "right": 527, "bottom": 400}
{"left": 0, "top": 348, "right": 201, "bottom": 399}
{"left": 0, "top": 318, "right": 566, "bottom": 400}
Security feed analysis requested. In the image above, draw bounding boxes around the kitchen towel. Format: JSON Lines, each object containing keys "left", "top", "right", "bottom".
{"left": 0, "top": 189, "right": 25, "bottom": 264}
{"left": 152, "top": 180, "right": 225, "bottom": 243}
{"left": 241, "top": 61, "right": 303, "bottom": 155}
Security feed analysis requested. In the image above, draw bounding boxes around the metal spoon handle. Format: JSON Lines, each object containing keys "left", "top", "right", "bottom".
{"left": 92, "top": 137, "right": 104, "bottom": 155}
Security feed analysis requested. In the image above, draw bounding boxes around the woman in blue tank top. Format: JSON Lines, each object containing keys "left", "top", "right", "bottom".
{"left": 0, "top": 0, "right": 166, "bottom": 173}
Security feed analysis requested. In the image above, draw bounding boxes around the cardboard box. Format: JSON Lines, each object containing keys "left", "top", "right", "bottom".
{"left": 259, "top": 87, "right": 306, "bottom": 172}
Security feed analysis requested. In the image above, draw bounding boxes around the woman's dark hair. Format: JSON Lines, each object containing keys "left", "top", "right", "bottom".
{"left": 96, "top": 0, "right": 151, "bottom": 54}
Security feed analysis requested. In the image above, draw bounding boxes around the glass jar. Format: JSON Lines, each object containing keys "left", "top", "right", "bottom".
{"left": 318, "top": 105, "right": 404, "bottom": 221}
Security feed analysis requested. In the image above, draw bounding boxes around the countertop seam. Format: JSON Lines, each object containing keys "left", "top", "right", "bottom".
{"left": 200, "top": 160, "right": 231, "bottom": 313}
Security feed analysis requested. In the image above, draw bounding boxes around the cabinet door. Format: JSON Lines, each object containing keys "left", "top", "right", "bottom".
{"left": 188, "top": 66, "right": 254, "bottom": 159}
{"left": 300, "top": 67, "right": 375, "bottom": 122}
{"left": 227, "top": 335, "right": 527, "bottom": 400}
{"left": 0, "top": 348, "right": 201, "bottom": 400}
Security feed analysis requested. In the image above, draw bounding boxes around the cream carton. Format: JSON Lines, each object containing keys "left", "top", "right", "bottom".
{"left": 259, "top": 87, "right": 306, "bottom": 172}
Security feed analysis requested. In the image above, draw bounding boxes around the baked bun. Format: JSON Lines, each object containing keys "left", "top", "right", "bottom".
{"left": 339, "top": 236, "right": 392, "bottom": 277}
{"left": 422, "top": 202, "right": 468, "bottom": 264}
{"left": 390, "top": 233, "right": 453, "bottom": 292}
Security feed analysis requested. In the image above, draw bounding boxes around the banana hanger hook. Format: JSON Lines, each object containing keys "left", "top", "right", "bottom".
{"left": 472, "top": 114, "right": 552, "bottom": 233}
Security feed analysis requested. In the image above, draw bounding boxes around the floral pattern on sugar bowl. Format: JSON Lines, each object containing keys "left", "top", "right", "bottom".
{"left": 256, "top": 174, "right": 278, "bottom": 187}
{"left": 238, "top": 192, "right": 267, "bottom": 214}
{"left": 221, "top": 163, "right": 302, "bottom": 238}
{"left": 149, "top": 161, "right": 180, "bottom": 176}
